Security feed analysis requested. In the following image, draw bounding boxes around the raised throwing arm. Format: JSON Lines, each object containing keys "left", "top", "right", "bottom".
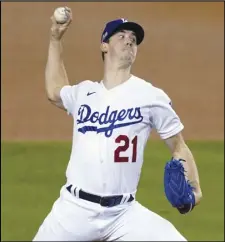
{"left": 45, "top": 7, "right": 72, "bottom": 110}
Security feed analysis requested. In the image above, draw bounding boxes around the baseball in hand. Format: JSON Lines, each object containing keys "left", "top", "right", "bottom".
{"left": 54, "top": 7, "right": 69, "bottom": 24}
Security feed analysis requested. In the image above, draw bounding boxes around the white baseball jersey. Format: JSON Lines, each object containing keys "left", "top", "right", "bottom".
{"left": 60, "top": 75, "right": 184, "bottom": 196}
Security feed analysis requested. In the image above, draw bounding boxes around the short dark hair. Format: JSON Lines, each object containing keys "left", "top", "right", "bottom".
{"left": 101, "top": 52, "right": 105, "bottom": 61}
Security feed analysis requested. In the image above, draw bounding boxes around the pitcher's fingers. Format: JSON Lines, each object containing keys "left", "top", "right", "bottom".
{"left": 50, "top": 15, "right": 58, "bottom": 25}
{"left": 65, "top": 10, "right": 73, "bottom": 22}
{"left": 60, "top": 16, "right": 72, "bottom": 28}
{"left": 64, "top": 6, "right": 71, "bottom": 13}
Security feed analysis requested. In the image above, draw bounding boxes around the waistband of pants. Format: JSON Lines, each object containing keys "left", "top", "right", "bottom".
{"left": 66, "top": 184, "right": 134, "bottom": 208}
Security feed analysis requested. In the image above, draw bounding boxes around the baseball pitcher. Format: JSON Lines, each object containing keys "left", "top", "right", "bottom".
{"left": 33, "top": 7, "right": 202, "bottom": 241}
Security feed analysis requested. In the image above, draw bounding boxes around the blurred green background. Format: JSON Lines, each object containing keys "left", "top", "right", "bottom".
{"left": 1, "top": 141, "right": 224, "bottom": 241}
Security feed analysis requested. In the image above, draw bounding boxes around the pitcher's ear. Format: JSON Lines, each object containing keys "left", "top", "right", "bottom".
{"left": 100, "top": 42, "right": 108, "bottom": 53}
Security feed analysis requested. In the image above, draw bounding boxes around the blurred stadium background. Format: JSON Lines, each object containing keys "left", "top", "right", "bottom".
{"left": 1, "top": 2, "right": 224, "bottom": 241}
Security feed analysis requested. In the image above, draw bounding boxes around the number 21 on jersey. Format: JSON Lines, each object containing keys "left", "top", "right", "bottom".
{"left": 114, "top": 135, "right": 138, "bottom": 163}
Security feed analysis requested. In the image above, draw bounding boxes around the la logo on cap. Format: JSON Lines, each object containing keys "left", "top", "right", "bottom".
{"left": 121, "top": 18, "right": 128, "bottom": 23}
{"left": 102, "top": 32, "right": 108, "bottom": 40}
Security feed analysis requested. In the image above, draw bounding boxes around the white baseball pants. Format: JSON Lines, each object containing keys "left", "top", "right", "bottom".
{"left": 33, "top": 185, "right": 187, "bottom": 241}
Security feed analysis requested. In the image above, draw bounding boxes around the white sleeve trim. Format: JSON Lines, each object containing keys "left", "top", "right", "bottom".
{"left": 160, "top": 123, "right": 184, "bottom": 140}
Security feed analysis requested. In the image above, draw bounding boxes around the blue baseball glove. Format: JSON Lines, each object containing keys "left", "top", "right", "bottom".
{"left": 164, "top": 158, "right": 196, "bottom": 214}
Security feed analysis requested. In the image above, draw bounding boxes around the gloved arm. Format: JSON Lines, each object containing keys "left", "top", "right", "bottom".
{"left": 164, "top": 158, "right": 196, "bottom": 214}
{"left": 164, "top": 132, "right": 202, "bottom": 213}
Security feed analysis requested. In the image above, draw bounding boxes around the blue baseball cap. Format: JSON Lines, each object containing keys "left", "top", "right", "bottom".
{"left": 101, "top": 18, "right": 144, "bottom": 45}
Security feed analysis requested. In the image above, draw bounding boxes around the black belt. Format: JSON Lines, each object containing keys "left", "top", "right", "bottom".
{"left": 66, "top": 185, "right": 134, "bottom": 207}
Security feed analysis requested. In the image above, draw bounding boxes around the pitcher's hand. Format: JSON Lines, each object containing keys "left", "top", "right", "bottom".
{"left": 50, "top": 7, "right": 72, "bottom": 41}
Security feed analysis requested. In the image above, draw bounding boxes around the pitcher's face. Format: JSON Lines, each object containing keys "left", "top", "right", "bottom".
{"left": 102, "top": 30, "right": 138, "bottom": 65}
